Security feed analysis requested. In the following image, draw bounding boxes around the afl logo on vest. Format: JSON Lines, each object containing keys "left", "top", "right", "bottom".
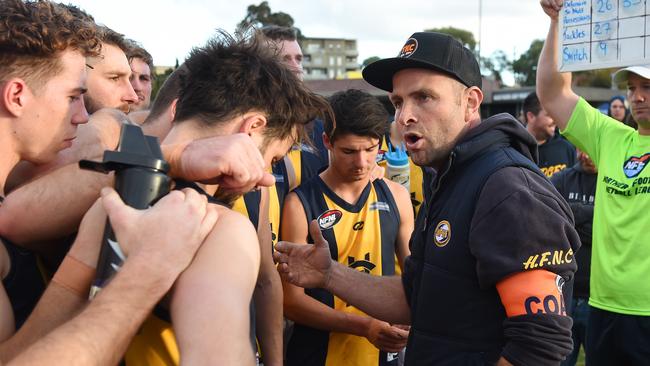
{"left": 317, "top": 209, "right": 343, "bottom": 230}
{"left": 398, "top": 38, "right": 418, "bottom": 58}
{"left": 433, "top": 220, "right": 451, "bottom": 247}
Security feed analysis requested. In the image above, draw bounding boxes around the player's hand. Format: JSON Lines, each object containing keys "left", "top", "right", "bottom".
{"left": 274, "top": 220, "right": 333, "bottom": 289}
{"left": 540, "top": 0, "right": 563, "bottom": 20}
{"left": 170, "top": 133, "right": 275, "bottom": 191}
{"left": 365, "top": 319, "right": 409, "bottom": 353}
{"left": 101, "top": 187, "right": 218, "bottom": 279}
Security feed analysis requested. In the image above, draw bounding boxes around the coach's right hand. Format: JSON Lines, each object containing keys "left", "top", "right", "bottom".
{"left": 275, "top": 220, "right": 333, "bottom": 289}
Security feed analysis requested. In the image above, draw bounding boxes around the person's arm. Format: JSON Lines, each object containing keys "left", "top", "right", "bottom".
{"left": 7, "top": 187, "right": 218, "bottom": 365}
{"left": 0, "top": 200, "right": 107, "bottom": 362}
{"left": 0, "top": 246, "right": 14, "bottom": 343}
{"left": 384, "top": 180, "right": 413, "bottom": 268}
{"left": 537, "top": 0, "right": 580, "bottom": 130}
{"left": 0, "top": 133, "right": 274, "bottom": 246}
{"left": 279, "top": 193, "right": 411, "bottom": 338}
{"left": 0, "top": 164, "right": 112, "bottom": 246}
{"left": 470, "top": 167, "right": 578, "bottom": 365}
{"left": 170, "top": 206, "right": 259, "bottom": 366}
{"left": 253, "top": 188, "right": 283, "bottom": 366}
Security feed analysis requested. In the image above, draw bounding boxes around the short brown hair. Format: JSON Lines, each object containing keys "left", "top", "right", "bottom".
{"left": 145, "top": 64, "right": 187, "bottom": 123}
{"left": 325, "top": 89, "right": 389, "bottom": 143}
{"left": 97, "top": 25, "right": 130, "bottom": 53}
{"left": 174, "top": 30, "right": 331, "bottom": 144}
{"left": 0, "top": 0, "right": 101, "bottom": 90}
{"left": 126, "top": 39, "right": 154, "bottom": 77}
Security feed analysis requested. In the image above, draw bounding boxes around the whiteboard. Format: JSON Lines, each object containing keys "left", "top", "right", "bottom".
{"left": 559, "top": 0, "right": 650, "bottom": 72}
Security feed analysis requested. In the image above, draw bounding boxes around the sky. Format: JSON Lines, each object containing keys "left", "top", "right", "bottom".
{"left": 67, "top": 0, "right": 552, "bottom": 84}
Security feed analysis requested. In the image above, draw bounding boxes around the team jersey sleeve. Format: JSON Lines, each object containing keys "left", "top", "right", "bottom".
{"left": 468, "top": 167, "right": 580, "bottom": 288}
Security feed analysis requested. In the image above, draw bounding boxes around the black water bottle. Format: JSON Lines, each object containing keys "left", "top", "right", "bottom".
{"left": 79, "top": 124, "right": 171, "bottom": 298}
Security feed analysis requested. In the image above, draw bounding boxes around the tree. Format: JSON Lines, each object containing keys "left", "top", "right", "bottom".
{"left": 426, "top": 26, "right": 513, "bottom": 86}
{"left": 362, "top": 56, "right": 380, "bottom": 69}
{"left": 512, "top": 39, "right": 544, "bottom": 86}
{"left": 573, "top": 68, "right": 616, "bottom": 88}
{"left": 481, "top": 50, "right": 511, "bottom": 86}
{"left": 237, "top": 1, "right": 301, "bottom": 37}
{"left": 425, "top": 26, "right": 477, "bottom": 53}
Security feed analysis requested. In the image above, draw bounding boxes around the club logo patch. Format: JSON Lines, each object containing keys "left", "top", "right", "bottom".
{"left": 369, "top": 201, "right": 390, "bottom": 212}
{"left": 398, "top": 38, "right": 418, "bottom": 58}
{"left": 623, "top": 153, "right": 650, "bottom": 178}
{"left": 555, "top": 275, "right": 565, "bottom": 293}
{"left": 434, "top": 220, "right": 451, "bottom": 247}
{"left": 317, "top": 209, "right": 342, "bottom": 230}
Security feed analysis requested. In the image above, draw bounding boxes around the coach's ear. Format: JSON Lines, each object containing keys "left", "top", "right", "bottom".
{"left": 238, "top": 111, "right": 268, "bottom": 135}
{"left": 2, "top": 78, "right": 31, "bottom": 117}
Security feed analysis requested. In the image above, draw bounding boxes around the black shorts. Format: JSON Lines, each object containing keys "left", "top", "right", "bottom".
{"left": 586, "top": 306, "right": 650, "bottom": 366}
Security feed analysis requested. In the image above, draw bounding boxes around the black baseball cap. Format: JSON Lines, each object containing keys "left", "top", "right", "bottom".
{"left": 363, "top": 32, "right": 482, "bottom": 92}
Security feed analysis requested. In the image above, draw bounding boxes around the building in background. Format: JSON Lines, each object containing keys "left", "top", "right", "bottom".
{"left": 300, "top": 37, "right": 359, "bottom": 80}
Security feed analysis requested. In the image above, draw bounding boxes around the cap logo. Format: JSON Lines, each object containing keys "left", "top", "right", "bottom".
{"left": 398, "top": 38, "right": 418, "bottom": 58}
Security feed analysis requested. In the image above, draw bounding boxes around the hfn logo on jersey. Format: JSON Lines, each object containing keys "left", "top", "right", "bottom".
{"left": 317, "top": 209, "right": 342, "bottom": 230}
{"left": 623, "top": 153, "right": 650, "bottom": 178}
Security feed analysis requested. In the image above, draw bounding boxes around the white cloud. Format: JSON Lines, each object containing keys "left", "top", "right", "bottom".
{"left": 68, "top": 0, "right": 551, "bottom": 68}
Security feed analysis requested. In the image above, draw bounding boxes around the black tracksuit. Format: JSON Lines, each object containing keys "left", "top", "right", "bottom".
{"left": 401, "top": 113, "right": 580, "bottom": 365}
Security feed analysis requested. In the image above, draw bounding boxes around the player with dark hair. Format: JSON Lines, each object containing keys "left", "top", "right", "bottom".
{"left": 281, "top": 89, "right": 413, "bottom": 366}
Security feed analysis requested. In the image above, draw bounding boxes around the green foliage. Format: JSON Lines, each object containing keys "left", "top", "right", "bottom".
{"left": 237, "top": 1, "right": 302, "bottom": 37}
{"left": 512, "top": 39, "right": 544, "bottom": 86}
{"left": 425, "top": 26, "right": 477, "bottom": 52}
{"left": 481, "top": 50, "right": 511, "bottom": 85}
{"left": 151, "top": 67, "right": 174, "bottom": 102}
{"left": 573, "top": 68, "right": 615, "bottom": 88}
{"left": 362, "top": 56, "right": 380, "bottom": 68}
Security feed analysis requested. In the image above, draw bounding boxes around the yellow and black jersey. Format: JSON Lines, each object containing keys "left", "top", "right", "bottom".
{"left": 377, "top": 134, "right": 425, "bottom": 217}
{"left": 286, "top": 176, "right": 401, "bottom": 366}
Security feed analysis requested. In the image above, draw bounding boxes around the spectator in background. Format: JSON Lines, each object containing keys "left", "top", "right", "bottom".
{"left": 523, "top": 91, "right": 576, "bottom": 178}
{"left": 539, "top": 1, "right": 650, "bottom": 363}
{"left": 551, "top": 149, "right": 597, "bottom": 366}
{"left": 126, "top": 40, "right": 154, "bottom": 112}
{"left": 608, "top": 95, "right": 628, "bottom": 122}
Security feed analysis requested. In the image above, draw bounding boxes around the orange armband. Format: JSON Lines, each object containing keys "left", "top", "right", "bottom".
{"left": 496, "top": 269, "right": 566, "bottom": 317}
{"left": 51, "top": 255, "right": 96, "bottom": 299}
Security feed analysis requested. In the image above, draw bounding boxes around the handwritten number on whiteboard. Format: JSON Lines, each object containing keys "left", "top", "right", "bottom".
{"left": 599, "top": 42, "right": 608, "bottom": 55}
{"left": 597, "top": 0, "right": 613, "bottom": 12}
{"left": 595, "top": 22, "right": 611, "bottom": 35}
{"left": 623, "top": 0, "right": 642, "bottom": 7}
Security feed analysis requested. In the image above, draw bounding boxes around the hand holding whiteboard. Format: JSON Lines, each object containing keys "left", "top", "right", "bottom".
{"left": 559, "top": 0, "right": 649, "bottom": 72}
